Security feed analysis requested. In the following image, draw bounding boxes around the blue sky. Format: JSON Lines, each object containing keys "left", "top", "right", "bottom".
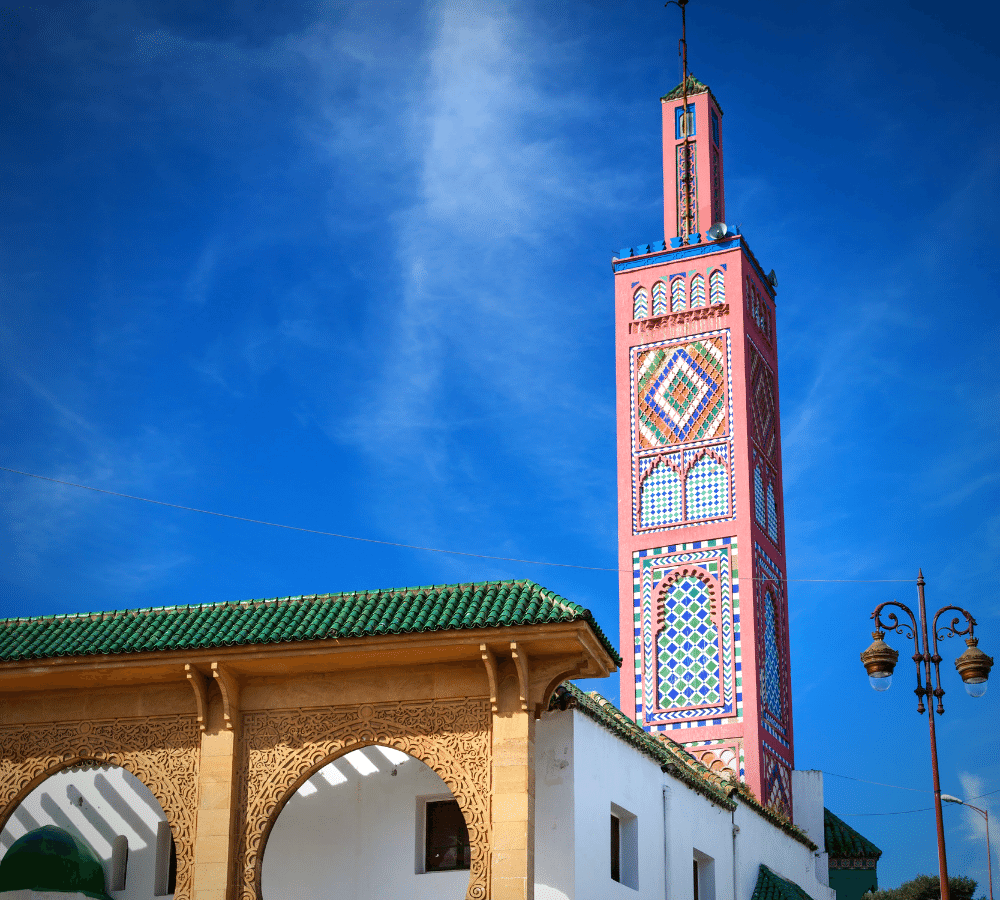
{"left": 2, "top": 0, "right": 999, "bottom": 890}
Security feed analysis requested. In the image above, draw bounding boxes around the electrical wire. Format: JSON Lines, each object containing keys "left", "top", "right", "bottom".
{"left": 0, "top": 465, "right": 917, "bottom": 582}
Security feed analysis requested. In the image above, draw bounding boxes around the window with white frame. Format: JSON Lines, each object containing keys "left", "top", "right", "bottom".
{"left": 693, "top": 848, "right": 716, "bottom": 900}
{"left": 417, "top": 796, "right": 470, "bottom": 873}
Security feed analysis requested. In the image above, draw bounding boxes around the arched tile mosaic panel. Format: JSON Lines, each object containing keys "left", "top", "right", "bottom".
{"left": 753, "top": 542, "right": 790, "bottom": 749}
{"left": 639, "top": 462, "right": 683, "bottom": 528}
{"left": 685, "top": 453, "right": 729, "bottom": 520}
{"left": 656, "top": 571, "right": 720, "bottom": 710}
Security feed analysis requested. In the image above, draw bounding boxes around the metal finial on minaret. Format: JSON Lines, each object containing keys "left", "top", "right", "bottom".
{"left": 666, "top": 0, "right": 694, "bottom": 238}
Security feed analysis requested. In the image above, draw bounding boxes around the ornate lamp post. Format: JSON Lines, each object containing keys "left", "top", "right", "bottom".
{"left": 860, "top": 570, "right": 994, "bottom": 900}
{"left": 942, "top": 795, "right": 994, "bottom": 900}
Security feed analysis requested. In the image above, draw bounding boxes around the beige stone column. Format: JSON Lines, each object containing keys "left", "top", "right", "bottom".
{"left": 490, "top": 656, "right": 536, "bottom": 900}
{"left": 189, "top": 664, "right": 240, "bottom": 900}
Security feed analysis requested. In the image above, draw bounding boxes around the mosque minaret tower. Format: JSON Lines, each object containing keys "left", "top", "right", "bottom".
{"left": 613, "top": 73, "right": 794, "bottom": 816}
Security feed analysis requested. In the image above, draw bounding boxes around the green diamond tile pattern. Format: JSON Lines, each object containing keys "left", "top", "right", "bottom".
{"left": 0, "top": 580, "right": 620, "bottom": 665}
{"left": 657, "top": 575, "right": 721, "bottom": 709}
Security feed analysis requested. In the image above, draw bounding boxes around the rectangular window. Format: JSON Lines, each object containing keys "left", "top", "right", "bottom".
{"left": 711, "top": 108, "right": 720, "bottom": 146}
{"left": 424, "top": 799, "right": 471, "bottom": 872}
{"left": 610, "top": 803, "right": 639, "bottom": 890}
{"left": 675, "top": 104, "right": 696, "bottom": 139}
{"left": 610, "top": 814, "right": 621, "bottom": 882}
{"left": 693, "top": 849, "right": 716, "bottom": 900}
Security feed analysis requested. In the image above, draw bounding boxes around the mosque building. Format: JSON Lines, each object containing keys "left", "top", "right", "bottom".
{"left": 0, "top": 72, "right": 880, "bottom": 900}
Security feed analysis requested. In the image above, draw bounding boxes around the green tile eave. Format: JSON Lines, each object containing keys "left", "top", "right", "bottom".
{"left": 824, "top": 807, "right": 882, "bottom": 860}
{"left": 660, "top": 73, "right": 724, "bottom": 115}
{"left": 750, "top": 864, "right": 820, "bottom": 900}
{"left": 0, "top": 580, "right": 621, "bottom": 667}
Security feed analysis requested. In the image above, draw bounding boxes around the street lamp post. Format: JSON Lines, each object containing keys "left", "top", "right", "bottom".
{"left": 860, "top": 570, "right": 994, "bottom": 900}
{"left": 942, "top": 795, "right": 994, "bottom": 900}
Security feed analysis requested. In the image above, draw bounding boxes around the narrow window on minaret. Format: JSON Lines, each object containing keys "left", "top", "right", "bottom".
{"left": 633, "top": 287, "right": 649, "bottom": 320}
{"left": 709, "top": 269, "right": 725, "bottom": 305}
{"left": 690, "top": 273, "right": 705, "bottom": 308}
{"left": 675, "top": 104, "right": 695, "bottom": 139}
{"left": 652, "top": 281, "right": 668, "bottom": 316}
{"left": 670, "top": 277, "right": 686, "bottom": 311}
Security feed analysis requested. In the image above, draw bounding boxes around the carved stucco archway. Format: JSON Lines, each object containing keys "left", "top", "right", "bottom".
{"left": 239, "top": 698, "right": 491, "bottom": 900}
{"left": 0, "top": 715, "right": 201, "bottom": 899}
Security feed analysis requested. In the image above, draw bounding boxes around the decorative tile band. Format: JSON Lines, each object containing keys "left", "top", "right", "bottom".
{"left": 761, "top": 743, "right": 792, "bottom": 819}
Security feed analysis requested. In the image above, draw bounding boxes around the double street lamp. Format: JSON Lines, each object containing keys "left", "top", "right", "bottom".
{"left": 861, "top": 570, "right": 994, "bottom": 900}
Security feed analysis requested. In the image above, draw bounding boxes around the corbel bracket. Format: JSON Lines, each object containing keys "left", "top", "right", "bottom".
{"left": 480, "top": 644, "right": 499, "bottom": 713}
{"left": 211, "top": 662, "right": 240, "bottom": 731}
{"left": 184, "top": 664, "right": 209, "bottom": 732}
{"left": 510, "top": 642, "right": 530, "bottom": 712}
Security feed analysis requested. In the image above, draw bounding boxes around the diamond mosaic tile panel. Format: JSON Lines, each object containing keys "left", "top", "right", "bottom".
{"left": 749, "top": 342, "right": 777, "bottom": 459}
{"left": 671, "top": 276, "right": 687, "bottom": 311}
{"left": 709, "top": 269, "right": 725, "bottom": 305}
{"left": 657, "top": 573, "right": 721, "bottom": 709}
{"left": 685, "top": 453, "right": 729, "bottom": 520}
{"left": 634, "top": 287, "right": 649, "bottom": 320}
{"left": 640, "top": 463, "right": 683, "bottom": 528}
{"left": 635, "top": 337, "right": 727, "bottom": 449}
{"left": 652, "top": 281, "right": 668, "bottom": 317}
{"left": 690, "top": 273, "right": 706, "bottom": 308}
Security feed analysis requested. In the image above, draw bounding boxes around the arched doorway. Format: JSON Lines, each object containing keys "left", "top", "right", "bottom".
{"left": 261, "top": 746, "right": 471, "bottom": 900}
{"left": 0, "top": 763, "right": 177, "bottom": 899}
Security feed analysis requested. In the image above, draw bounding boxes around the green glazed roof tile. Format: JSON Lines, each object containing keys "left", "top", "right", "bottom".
{"left": 750, "top": 864, "right": 819, "bottom": 900}
{"left": 824, "top": 807, "right": 882, "bottom": 860}
{"left": 0, "top": 580, "right": 621, "bottom": 666}
{"left": 660, "top": 73, "right": 724, "bottom": 114}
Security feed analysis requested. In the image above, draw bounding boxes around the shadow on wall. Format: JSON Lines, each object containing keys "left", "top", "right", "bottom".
{"left": 261, "top": 746, "right": 470, "bottom": 900}
{"left": 0, "top": 763, "right": 176, "bottom": 899}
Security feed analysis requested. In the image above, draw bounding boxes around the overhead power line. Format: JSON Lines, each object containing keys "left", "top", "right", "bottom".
{"left": 0, "top": 466, "right": 916, "bottom": 582}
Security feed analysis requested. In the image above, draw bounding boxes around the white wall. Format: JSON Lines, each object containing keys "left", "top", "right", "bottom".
{"left": 792, "top": 769, "right": 830, "bottom": 886}
{"left": 734, "top": 801, "right": 835, "bottom": 900}
{"left": 537, "top": 707, "right": 835, "bottom": 900}
{"left": 0, "top": 764, "right": 173, "bottom": 900}
{"left": 535, "top": 711, "right": 575, "bottom": 900}
{"left": 261, "top": 746, "right": 469, "bottom": 900}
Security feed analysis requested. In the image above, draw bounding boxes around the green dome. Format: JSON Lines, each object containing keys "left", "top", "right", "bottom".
{"left": 0, "top": 825, "right": 112, "bottom": 900}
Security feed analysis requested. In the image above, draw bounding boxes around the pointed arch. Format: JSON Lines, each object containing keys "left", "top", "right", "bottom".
{"left": 709, "top": 269, "right": 725, "bottom": 304}
{"left": 633, "top": 286, "right": 649, "bottom": 320}
{"left": 639, "top": 459, "right": 683, "bottom": 528}
{"left": 670, "top": 276, "right": 687, "bottom": 312}
{"left": 651, "top": 281, "right": 668, "bottom": 317}
{"left": 762, "top": 591, "right": 782, "bottom": 720}
{"left": 690, "top": 273, "right": 706, "bottom": 308}
{"left": 684, "top": 451, "right": 729, "bottom": 520}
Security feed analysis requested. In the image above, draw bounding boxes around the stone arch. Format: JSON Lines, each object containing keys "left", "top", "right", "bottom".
{"left": 239, "top": 699, "right": 491, "bottom": 900}
{"left": 0, "top": 715, "right": 200, "bottom": 899}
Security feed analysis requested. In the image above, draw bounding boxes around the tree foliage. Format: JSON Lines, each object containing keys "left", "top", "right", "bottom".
{"left": 864, "top": 874, "right": 982, "bottom": 900}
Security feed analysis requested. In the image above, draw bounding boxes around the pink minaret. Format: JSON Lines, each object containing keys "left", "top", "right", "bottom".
{"left": 613, "top": 75, "right": 794, "bottom": 818}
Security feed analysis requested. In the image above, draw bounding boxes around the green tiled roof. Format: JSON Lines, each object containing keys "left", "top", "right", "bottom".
{"left": 751, "top": 864, "right": 820, "bottom": 900}
{"left": 0, "top": 580, "right": 620, "bottom": 665}
{"left": 660, "top": 73, "right": 723, "bottom": 113}
{"left": 549, "top": 683, "right": 817, "bottom": 849}
{"left": 824, "top": 807, "right": 882, "bottom": 860}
